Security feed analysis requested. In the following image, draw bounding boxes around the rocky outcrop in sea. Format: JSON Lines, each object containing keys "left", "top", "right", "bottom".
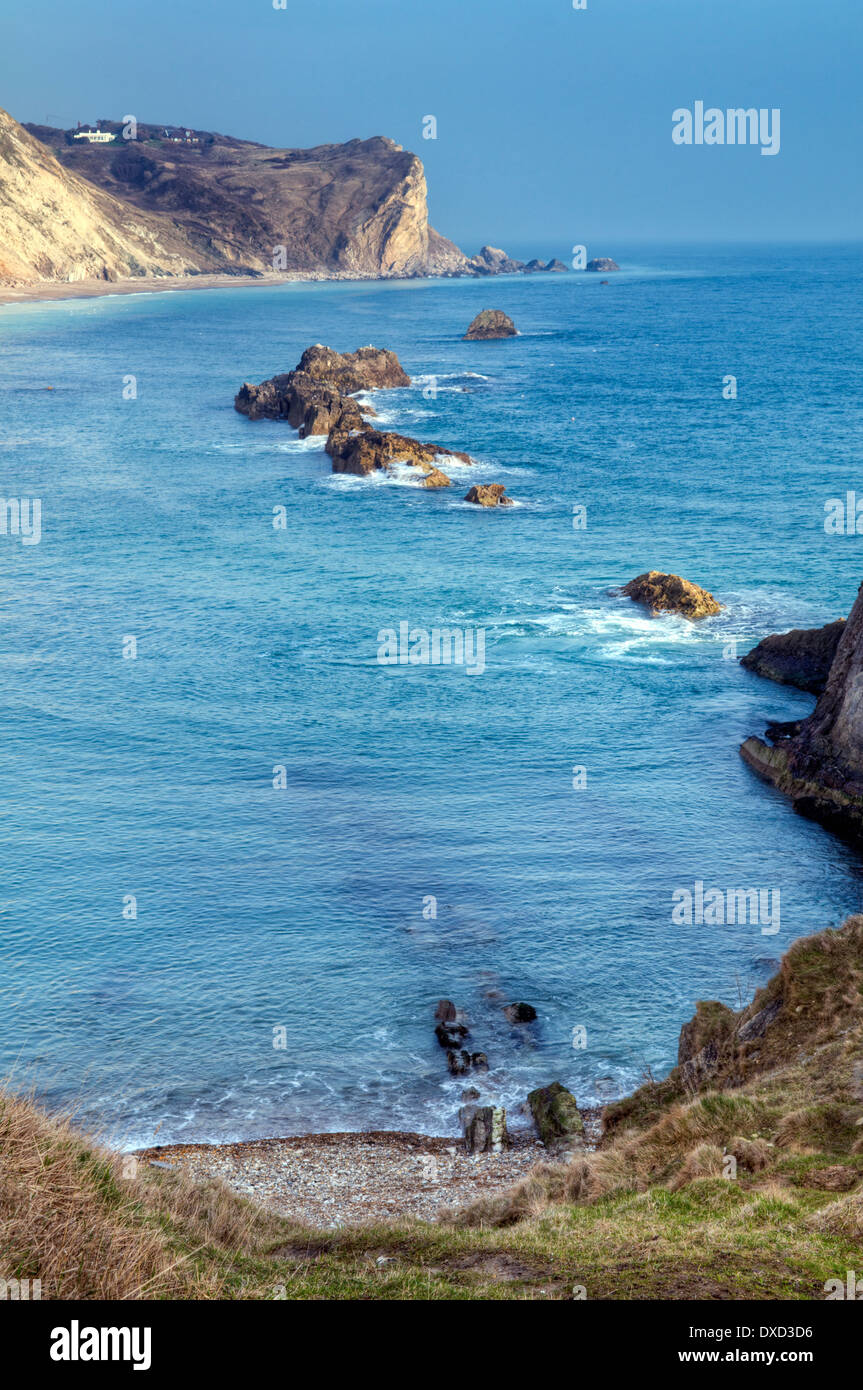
{"left": 236, "top": 345, "right": 475, "bottom": 488}
{"left": 463, "top": 245, "right": 567, "bottom": 277}
{"left": 463, "top": 310, "right": 517, "bottom": 340}
{"left": 740, "top": 619, "right": 845, "bottom": 694}
{"left": 740, "top": 583, "right": 863, "bottom": 835}
{"left": 464, "top": 484, "right": 513, "bottom": 508}
{"left": 620, "top": 571, "right": 721, "bottom": 619}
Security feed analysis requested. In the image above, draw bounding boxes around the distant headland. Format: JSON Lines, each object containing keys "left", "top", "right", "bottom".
{"left": 0, "top": 104, "right": 582, "bottom": 295}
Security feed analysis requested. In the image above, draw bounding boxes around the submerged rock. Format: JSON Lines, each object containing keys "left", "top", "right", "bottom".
{"left": 463, "top": 309, "right": 517, "bottom": 340}
{"left": 447, "top": 1049, "right": 472, "bottom": 1076}
{"left": 586, "top": 257, "right": 619, "bottom": 272}
{"left": 464, "top": 484, "right": 513, "bottom": 508}
{"left": 740, "top": 582, "right": 863, "bottom": 837}
{"left": 621, "top": 571, "right": 721, "bottom": 620}
{"left": 740, "top": 620, "right": 845, "bottom": 695}
{"left": 435, "top": 1020, "right": 469, "bottom": 1050}
{"left": 504, "top": 1002, "right": 537, "bottom": 1024}
{"left": 527, "top": 1081, "right": 583, "bottom": 1151}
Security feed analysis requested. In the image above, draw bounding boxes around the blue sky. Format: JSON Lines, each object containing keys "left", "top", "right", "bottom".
{"left": 4, "top": 0, "right": 861, "bottom": 246}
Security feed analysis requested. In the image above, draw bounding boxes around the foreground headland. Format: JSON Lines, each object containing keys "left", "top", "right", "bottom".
{"left": 5, "top": 912, "right": 862, "bottom": 1299}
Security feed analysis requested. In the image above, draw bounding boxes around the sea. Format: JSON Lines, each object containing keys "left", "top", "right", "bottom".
{"left": 1, "top": 241, "right": 862, "bottom": 1147}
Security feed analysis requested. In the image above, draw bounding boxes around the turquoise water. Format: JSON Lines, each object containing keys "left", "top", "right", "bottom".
{"left": 1, "top": 243, "right": 862, "bottom": 1147}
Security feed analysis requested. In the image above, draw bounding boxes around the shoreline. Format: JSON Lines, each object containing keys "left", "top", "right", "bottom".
{"left": 0, "top": 268, "right": 400, "bottom": 309}
{"left": 0, "top": 261, "right": 562, "bottom": 309}
{"left": 136, "top": 1116, "right": 602, "bottom": 1228}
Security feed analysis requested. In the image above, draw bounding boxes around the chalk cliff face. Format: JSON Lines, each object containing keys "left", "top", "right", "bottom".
{"left": 741, "top": 582, "right": 863, "bottom": 834}
{"left": 0, "top": 106, "right": 208, "bottom": 285}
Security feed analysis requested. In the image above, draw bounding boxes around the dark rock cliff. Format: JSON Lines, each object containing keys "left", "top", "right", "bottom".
{"left": 741, "top": 582, "right": 863, "bottom": 834}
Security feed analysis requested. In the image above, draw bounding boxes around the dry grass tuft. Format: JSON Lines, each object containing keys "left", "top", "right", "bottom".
{"left": 0, "top": 1088, "right": 277, "bottom": 1299}
{"left": 807, "top": 1188, "right": 863, "bottom": 1238}
{"left": 456, "top": 915, "right": 863, "bottom": 1229}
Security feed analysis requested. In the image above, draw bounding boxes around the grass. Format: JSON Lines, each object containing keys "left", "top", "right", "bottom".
{"left": 2, "top": 916, "right": 862, "bottom": 1300}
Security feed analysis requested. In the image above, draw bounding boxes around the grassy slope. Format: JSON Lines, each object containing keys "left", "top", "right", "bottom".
{"left": 2, "top": 918, "right": 862, "bottom": 1300}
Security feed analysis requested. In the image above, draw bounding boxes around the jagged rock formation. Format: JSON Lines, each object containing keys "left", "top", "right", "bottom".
{"left": 234, "top": 346, "right": 406, "bottom": 432}
{"left": 740, "top": 619, "right": 846, "bottom": 694}
{"left": 294, "top": 345, "right": 411, "bottom": 394}
{"left": 0, "top": 105, "right": 208, "bottom": 285}
{"left": 464, "top": 245, "right": 569, "bottom": 277}
{"left": 740, "top": 582, "right": 863, "bottom": 835}
{"left": 329, "top": 428, "right": 470, "bottom": 477}
{"left": 234, "top": 376, "right": 368, "bottom": 434}
{"left": 467, "top": 245, "right": 524, "bottom": 275}
{"left": 236, "top": 345, "right": 472, "bottom": 483}
{"left": 586, "top": 257, "right": 620, "bottom": 272}
{"left": 621, "top": 571, "right": 721, "bottom": 620}
{"left": 464, "top": 310, "right": 517, "bottom": 340}
{"left": 464, "top": 484, "right": 513, "bottom": 507}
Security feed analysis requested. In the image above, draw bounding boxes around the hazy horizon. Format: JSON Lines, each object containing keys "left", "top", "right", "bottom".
{"left": 4, "top": 0, "right": 861, "bottom": 248}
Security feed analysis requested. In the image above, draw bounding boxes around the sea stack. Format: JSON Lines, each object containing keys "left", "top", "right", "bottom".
{"left": 464, "top": 484, "right": 513, "bottom": 508}
{"left": 586, "top": 257, "right": 620, "bottom": 272}
{"left": 621, "top": 571, "right": 721, "bottom": 620}
{"left": 463, "top": 310, "right": 517, "bottom": 340}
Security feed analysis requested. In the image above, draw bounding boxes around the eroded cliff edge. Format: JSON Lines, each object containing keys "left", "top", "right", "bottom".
{"left": 741, "top": 581, "right": 863, "bottom": 835}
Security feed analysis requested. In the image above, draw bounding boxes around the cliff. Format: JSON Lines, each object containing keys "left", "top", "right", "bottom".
{"left": 19, "top": 118, "right": 472, "bottom": 280}
{"left": 741, "top": 619, "right": 846, "bottom": 694}
{"left": 16, "top": 114, "right": 562, "bottom": 286}
{"left": 741, "top": 582, "right": 863, "bottom": 834}
{"left": 0, "top": 106, "right": 209, "bottom": 284}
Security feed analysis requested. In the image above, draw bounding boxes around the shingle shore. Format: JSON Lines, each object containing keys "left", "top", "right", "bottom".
{"left": 136, "top": 1130, "right": 547, "bottom": 1228}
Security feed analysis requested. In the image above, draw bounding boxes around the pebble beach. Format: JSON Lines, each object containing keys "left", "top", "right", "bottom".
{"left": 137, "top": 1131, "right": 549, "bottom": 1228}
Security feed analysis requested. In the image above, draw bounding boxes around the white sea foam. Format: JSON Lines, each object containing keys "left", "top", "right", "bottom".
{"left": 447, "top": 497, "right": 527, "bottom": 510}
{"left": 412, "top": 371, "right": 490, "bottom": 385}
